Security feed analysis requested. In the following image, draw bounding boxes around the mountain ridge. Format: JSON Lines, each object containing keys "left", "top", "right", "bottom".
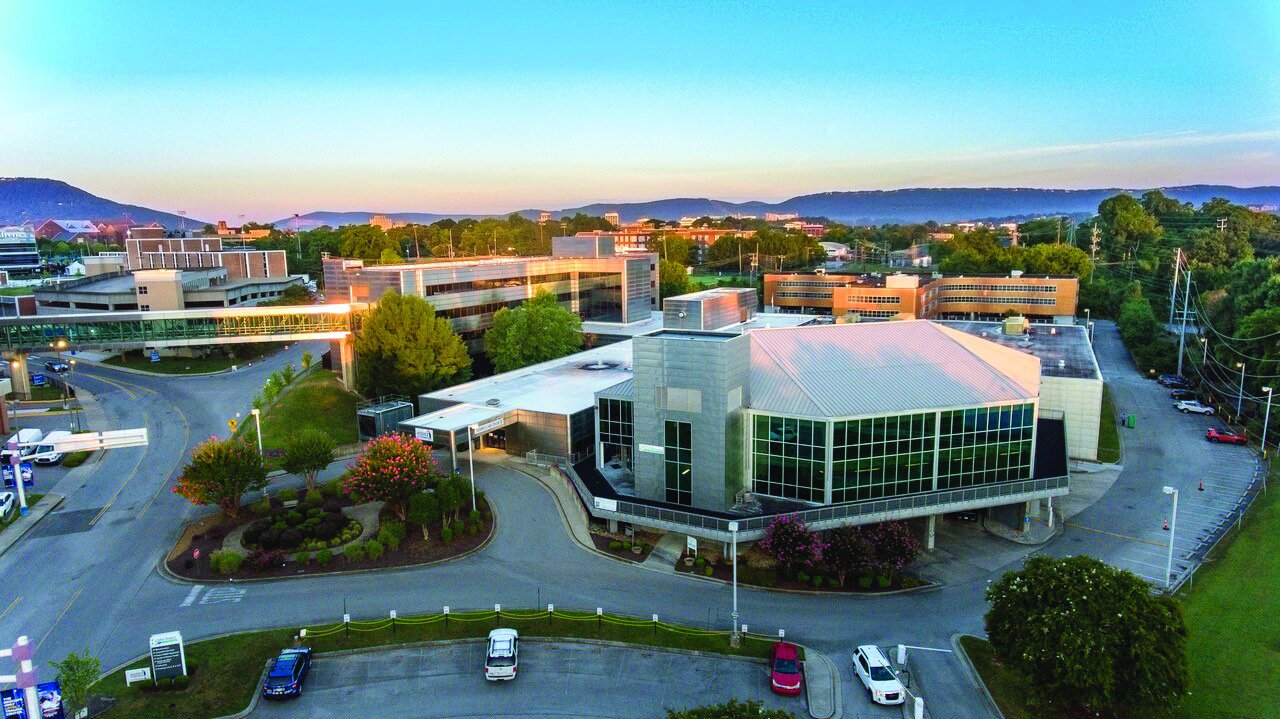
{"left": 0, "top": 177, "right": 207, "bottom": 228}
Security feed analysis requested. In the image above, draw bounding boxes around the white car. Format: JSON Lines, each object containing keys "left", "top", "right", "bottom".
{"left": 1176, "top": 400, "right": 1214, "bottom": 415}
{"left": 484, "top": 628, "right": 519, "bottom": 681}
{"left": 0, "top": 492, "right": 15, "bottom": 520}
{"left": 852, "top": 645, "right": 905, "bottom": 705}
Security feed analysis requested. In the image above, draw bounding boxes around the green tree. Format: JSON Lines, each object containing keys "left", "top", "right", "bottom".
{"left": 281, "top": 427, "right": 336, "bottom": 491}
{"left": 300, "top": 350, "right": 313, "bottom": 369}
{"left": 344, "top": 434, "right": 443, "bottom": 519}
{"left": 1098, "top": 193, "right": 1161, "bottom": 262}
{"left": 1021, "top": 243, "right": 1092, "bottom": 280}
{"left": 484, "top": 289, "right": 584, "bottom": 373}
{"left": 354, "top": 289, "right": 471, "bottom": 398}
{"left": 339, "top": 224, "right": 393, "bottom": 260}
{"left": 172, "top": 438, "right": 268, "bottom": 518}
{"left": 985, "top": 555, "right": 1188, "bottom": 715}
{"left": 50, "top": 649, "right": 101, "bottom": 718}
{"left": 822, "top": 526, "right": 869, "bottom": 585}
{"left": 379, "top": 247, "right": 403, "bottom": 264}
{"left": 659, "top": 259, "right": 694, "bottom": 299}
{"left": 406, "top": 491, "right": 441, "bottom": 539}
{"left": 665, "top": 699, "right": 797, "bottom": 719}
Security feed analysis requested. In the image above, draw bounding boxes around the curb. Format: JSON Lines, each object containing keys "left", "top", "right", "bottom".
{"left": 0, "top": 494, "right": 64, "bottom": 559}
{"left": 950, "top": 634, "right": 1005, "bottom": 719}
{"left": 72, "top": 343, "right": 296, "bottom": 378}
{"left": 155, "top": 498, "right": 498, "bottom": 586}
{"left": 805, "top": 649, "right": 842, "bottom": 719}
{"left": 315, "top": 635, "right": 769, "bottom": 665}
{"left": 211, "top": 660, "right": 272, "bottom": 719}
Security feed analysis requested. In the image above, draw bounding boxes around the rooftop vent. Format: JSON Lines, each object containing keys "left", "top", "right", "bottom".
{"left": 579, "top": 360, "right": 620, "bottom": 371}
{"left": 485, "top": 398, "right": 501, "bottom": 406}
{"left": 1058, "top": 360, "right": 1066, "bottom": 369}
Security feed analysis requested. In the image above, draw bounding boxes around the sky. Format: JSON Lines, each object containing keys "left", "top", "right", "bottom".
{"left": 2, "top": 0, "right": 1279, "bottom": 221}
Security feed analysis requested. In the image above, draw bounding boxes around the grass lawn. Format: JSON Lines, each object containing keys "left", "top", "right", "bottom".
{"left": 0, "top": 494, "right": 43, "bottom": 531}
{"left": 1174, "top": 458, "right": 1280, "bottom": 719}
{"left": 957, "top": 635, "right": 1042, "bottom": 719}
{"left": 7, "top": 385, "right": 66, "bottom": 402}
{"left": 244, "top": 369, "right": 360, "bottom": 456}
{"left": 1097, "top": 384, "right": 1121, "bottom": 463}
{"left": 0, "top": 287, "right": 34, "bottom": 296}
{"left": 95, "top": 609, "right": 778, "bottom": 719}
{"left": 61, "top": 451, "right": 94, "bottom": 468}
{"left": 104, "top": 344, "right": 284, "bottom": 374}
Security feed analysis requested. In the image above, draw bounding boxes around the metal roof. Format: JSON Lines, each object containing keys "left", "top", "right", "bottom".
{"left": 596, "top": 378, "right": 634, "bottom": 400}
{"left": 747, "top": 320, "right": 1040, "bottom": 418}
{"left": 933, "top": 320, "right": 1101, "bottom": 380}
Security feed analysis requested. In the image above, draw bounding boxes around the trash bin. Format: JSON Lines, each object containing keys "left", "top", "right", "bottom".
{"left": 1127, "top": 414, "right": 1136, "bottom": 429}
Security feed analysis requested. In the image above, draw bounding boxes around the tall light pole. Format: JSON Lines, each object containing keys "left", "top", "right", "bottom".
{"left": 1162, "top": 486, "right": 1178, "bottom": 590}
{"left": 250, "top": 408, "right": 263, "bottom": 457}
{"left": 1088, "top": 321, "right": 1095, "bottom": 345}
{"left": 1200, "top": 337, "right": 1208, "bottom": 366}
{"left": 728, "top": 521, "right": 739, "bottom": 646}
{"left": 466, "top": 425, "right": 478, "bottom": 512}
{"left": 1262, "top": 387, "right": 1274, "bottom": 459}
{"left": 1236, "top": 362, "right": 1246, "bottom": 418}
{"left": 6, "top": 438, "right": 29, "bottom": 515}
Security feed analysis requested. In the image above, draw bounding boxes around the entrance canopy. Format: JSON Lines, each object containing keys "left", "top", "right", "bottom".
{"left": 401, "top": 403, "right": 508, "bottom": 447}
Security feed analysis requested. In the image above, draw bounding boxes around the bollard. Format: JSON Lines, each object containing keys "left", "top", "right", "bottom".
{"left": 597, "top": 607, "right": 603, "bottom": 632}
{"left": 390, "top": 610, "right": 397, "bottom": 634}
{"left": 898, "top": 644, "right": 907, "bottom": 666}
{"left": 548, "top": 604, "right": 554, "bottom": 629}
{"left": 914, "top": 696, "right": 924, "bottom": 719}
{"left": 653, "top": 614, "right": 659, "bottom": 637}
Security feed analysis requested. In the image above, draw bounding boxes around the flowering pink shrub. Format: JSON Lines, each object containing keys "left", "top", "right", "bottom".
{"left": 344, "top": 434, "right": 443, "bottom": 519}
{"left": 758, "top": 514, "right": 827, "bottom": 573}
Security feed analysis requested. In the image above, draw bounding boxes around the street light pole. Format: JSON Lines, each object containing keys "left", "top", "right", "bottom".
{"left": 1201, "top": 337, "right": 1208, "bottom": 366}
{"left": 1162, "top": 486, "right": 1179, "bottom": 590}
{"left": 1088, "top": 321, "right": 1095, "bottom": 344}
{"left": 466, "top": 425, "right": 478, "bottom": 512}
{"left": 1236, "top": 362, "right": 1246, "bottom": 419}
{"left": 1262, "top": 387, "right": 1274, "bottom": 459}
{"left": 6, "top": 439, "right": 28, "bottom": 515}
{"left": 250, "top": 408, "right": 263, "bottom": 457}
{"left": 728, "top": 521, "right": 739, "bottom": 646}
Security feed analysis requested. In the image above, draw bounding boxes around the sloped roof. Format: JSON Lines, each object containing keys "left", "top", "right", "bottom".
{"left": 49, "top": 220, "right": 99, "bottom": 233}
{"left": 747, "top": 320, "right": 1039, "bottom": 418}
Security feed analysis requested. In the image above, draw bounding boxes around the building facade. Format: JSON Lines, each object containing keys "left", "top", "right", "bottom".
{"left": 0, "top": 226, "right": 41, "bottom": 275}
{"left": 34, "top": 220, "right": 100, "bottom": 244}
{"left": 324, "top": 237, "right": 657, "bottom": 345}
{"left": 125, "top": 238, "right": 289, "bottom": 280}
{"left": 764, "top": 271, "right": 1078, "bottom": 323}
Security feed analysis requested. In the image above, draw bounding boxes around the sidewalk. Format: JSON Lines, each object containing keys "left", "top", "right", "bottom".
{"left": 0, "top": 494, "right": 64, "bottom": 558}
{"left": 804, "top": 650, "right": 841, "bottom": 719}
{"left": 502, "top": 459, "right": 595, "bottom": 550}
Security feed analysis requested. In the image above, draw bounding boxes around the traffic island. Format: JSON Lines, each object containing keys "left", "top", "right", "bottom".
{"left": 166, "top": 485, "right": 494, "bottom": 581}
{"left": 91, "top": 609, "right": 789, "bottom": 719}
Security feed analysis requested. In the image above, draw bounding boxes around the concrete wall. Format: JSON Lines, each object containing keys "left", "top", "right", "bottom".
{"left": 632, "top": 332, "right": 751, "bottom": 511}
{"left": 134, "top": 269, "right": 185, "bottom": 311}
{"left": 1039, "top": 375, "right": 1103, "bottom": 460}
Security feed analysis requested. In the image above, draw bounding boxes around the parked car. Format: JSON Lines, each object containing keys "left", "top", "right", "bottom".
{"left": 1205, "top": 428, "right": 1248, "bottom": 445}
{"left": 43, "top": 360, "right": 69, "bottom": 373}
{"left": 852, "top": 645, "right": 905, "bottom": 705}
{"left": 261, "top": 647, "right": 311, "bottom": 699}
{"left": 0, "top": 492, "right": 14, "bottom": 520}
{"left": 1170, "top": 389, "right": 1200, "bottom": 401}
{"left": 32, "top": 431, "right": 71, "bottom": 466}
{"left": 1175, "top": 400, "right": 1215, "bottom": 415}
{"left": 1157, "top": 374, "right": 1190, "bottom": 388}
{"left": 768, "top": 641, "right": 803, "bottom": 696}
{"left": 485, "top": 628, "right": 519, "bottom": 681}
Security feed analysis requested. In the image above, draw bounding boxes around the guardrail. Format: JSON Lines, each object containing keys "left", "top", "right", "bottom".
{"left": 1168, "top": 454, "right": 1267, "bottom": 594}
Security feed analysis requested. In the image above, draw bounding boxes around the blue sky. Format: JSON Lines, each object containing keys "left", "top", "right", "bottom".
{"left": 3, "top": 1, "right": 1278, "bottom": 220}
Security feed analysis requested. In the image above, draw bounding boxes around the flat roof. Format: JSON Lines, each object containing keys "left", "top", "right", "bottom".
{"left": 934, "top": 320, "right": 1101, "bottom": 380}
{"left": 582, "top": 310, "right": 818, "bottom": 338}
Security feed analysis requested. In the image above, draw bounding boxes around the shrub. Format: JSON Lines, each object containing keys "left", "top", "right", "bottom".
{"left": 321, "top": 479, "right": 343, "bottom": 498}
{"left": 475, "top": 490, "right": 486, "bottom": 508}
{"left": 365, "top": 539, "right": 385, "bottom": 560}
{"left": 252, "top": 548, "right": 288, "bottom": 569}
{"left": 279, "top": 488, "right": 299, "bottom": 503}
{"left": 250, "top": 498, "right": 272, "bottom": 515}
{"left": 440, "top": 527, "right": 454, "bottom": 544}
{"left": 813, "top": 575, "right": 824, "bottom": 588}
{"left": 343, "top": 543, "right": 366, "bottom": 562}
{"left": 609, "top": 540, "right": 622, "bottom": 550}
{"left": 377, "top": 521, "right": 406, "bottom": 551}
{"left": 451, "top": 519, "right": 464, "bottom": 537}
{"left": 466, "top": 521, "right": 479, "bottom": 535}
{"left": 469, "top": 509, "right": 482, "bottom": 524}
{"left": 877, "top": 574, "right": 891, "bottom": 589}
{"left": 797, "top": 571, "right": 810, "bottom": 583}
{"left": 703, "top": 566, "right": 714, "bottom": 576}
{"left": 857, "top": 575, "right": 873, "bottom": 590}
{"left": 694, "top": 556, "right": 706, "bottom": 568}
{"left": 209, "top": 550, "right": 243, "bottom": 575}
{"left": 293, "top": 551, "right": 309, "bottom": 564}
{"left": 315, "top": 549, "right": 333, "bottom": 565}
{"left": 304, "top": 490, "right": 323, "bottom": 506}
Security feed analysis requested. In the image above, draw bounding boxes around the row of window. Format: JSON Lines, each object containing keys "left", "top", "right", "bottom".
{"left": 776, "top": 291, "right": 834, "bottom": 300}
{"left": 844, "top": 295, "right": 900, "bottom": 304}
{"left": 415, "top": 272, "right": 574, "bottom": 295}
{"left": 938, "top": 283, "right": 1058, "bottom": 293}
{"left": 935, "top": 296, "right": 1057, "bottom": 306}
{"left": 774, "top": 280, "right": 845, "bottom": 289}
{"left": 665, "top": 421, "right": 692, "bottom": 505}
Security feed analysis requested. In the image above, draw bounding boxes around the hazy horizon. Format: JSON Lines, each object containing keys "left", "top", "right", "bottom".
{"left": 3, "top": 1, "right": 1278, "bottom": 220}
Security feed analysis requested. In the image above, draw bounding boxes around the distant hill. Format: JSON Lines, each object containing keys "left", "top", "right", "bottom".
{"left": 0, "top": 178, "right": 206, "bottom": 228}
{"left": 285, "top": 185, "right": 1280, "bottom": 227}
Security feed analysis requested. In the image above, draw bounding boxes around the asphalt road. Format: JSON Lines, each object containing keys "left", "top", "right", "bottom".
{"left": 0, "top": 321, "right": 1259, "bottom": 719}
{"left": 248, "top": 642, "right": 804, "bottom": 719}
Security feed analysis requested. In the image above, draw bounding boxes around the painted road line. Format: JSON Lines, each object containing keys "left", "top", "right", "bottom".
{"left": 136, "top": 397, "right": 191, "bottom": 520}
{"left": 180, "top": 585, "right": 204, "bottom": 608}
{"left": 0, "top": 597, "right": 20, "bottom": 622}
{"left": 87, "top": 410, "right": 151, "bottom": 528}
{"left": 36, "top": 588, "right": 82, "bottom": 652}
{"left": 200, "top": 587, "right": 246, "bottom": 605}
{"left": 1063, "top": 522, "right": 1169, "bottom": 548}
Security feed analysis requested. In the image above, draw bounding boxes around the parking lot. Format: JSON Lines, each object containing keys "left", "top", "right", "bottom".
{"left": 248, "top": 642, "right": 808, "bottom": 719}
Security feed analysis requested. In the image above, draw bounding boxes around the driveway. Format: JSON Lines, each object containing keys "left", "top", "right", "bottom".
{"left": 248, "top": 642, "right": 805, "bottom": 719}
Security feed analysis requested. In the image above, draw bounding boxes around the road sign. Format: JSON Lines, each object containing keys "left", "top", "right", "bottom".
{"left": 227, "top": 419, "right": 238, "bottom": 433}
{"left": 35, "top": 682, "right": 63, "bottom": 719}
{"left": 124, "top": 668, "right": 152, "bottom": 686}
{"left": 2, "top": 462, "right": 34, "bottom": 489}
{"left": 148, "top": 631, "right": 187, "bottom": 682}
{"left": 149, "top": 350, "right": 160, "bottom": 363}
{"left": 1, "top": 688, "right": 24, "bottom": 719}
{"left": 30, "top": 374, "right": 45, "bottom": 387}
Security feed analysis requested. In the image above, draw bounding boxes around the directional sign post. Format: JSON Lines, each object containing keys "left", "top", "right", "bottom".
{"left": 148, "top": 632, "right": 187, "bottom": 684}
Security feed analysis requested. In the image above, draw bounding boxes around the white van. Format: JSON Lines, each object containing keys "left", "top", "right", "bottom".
{"left": 3, "top": 429, "right": 44, "bottom": 459}
{"left": 33, "top": 431, "right": 72, "bottom": 465}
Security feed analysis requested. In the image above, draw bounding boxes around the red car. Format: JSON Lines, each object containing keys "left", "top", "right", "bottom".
{"left": 1205, "top": 428, "right": 1247, "bottom": 445}
{"left": 769, "top": 641, "right": 804, "bottom": 696}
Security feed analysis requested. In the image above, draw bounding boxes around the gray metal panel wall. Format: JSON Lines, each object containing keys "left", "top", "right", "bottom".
{"left": 506, "top": 409, "right": 571, "bottom": 458}
{"left": 623, "top": 256, "right": 654, "bottom": 322}
{"left": 632, "top": 332, "right": 751, "bottom": 511}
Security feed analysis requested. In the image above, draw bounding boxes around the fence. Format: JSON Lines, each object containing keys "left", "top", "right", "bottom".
{"left": 1168, "top": 454, "right": 1268, "bottom": 594}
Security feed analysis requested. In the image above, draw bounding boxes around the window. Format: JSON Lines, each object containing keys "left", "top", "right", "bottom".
{"left": 751, "top": 415, "right": 826, "bottom": 502}
{"left": 664, "top": 421, "right": 692, "bottom": 505}
{"left": 598, "top": 398, "right": 633, "bottom": 468}
{"left": 935, "top": 403, "right": 1034, "bottom": 490}
{"left": 137, "top": 286, "right": 149, "bottom": 295}
{"left": 831, "top": 412, "right": 935, "bottom": 503}
{"left": 138, "top": 304, "right": 150, "bottom": 311}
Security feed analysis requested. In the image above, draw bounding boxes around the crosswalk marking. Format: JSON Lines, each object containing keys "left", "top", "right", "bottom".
{"left": 180, "top": 585, "right": 203, "bottom": 607}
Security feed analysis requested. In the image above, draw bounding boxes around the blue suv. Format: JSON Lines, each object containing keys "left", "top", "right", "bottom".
{"left": 261, "top": 647, "right": 312, "bottom": 699}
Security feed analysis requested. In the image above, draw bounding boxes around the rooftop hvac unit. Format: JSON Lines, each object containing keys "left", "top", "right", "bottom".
{"left": 356, "top": 397, "right": 414, "bottom": 441}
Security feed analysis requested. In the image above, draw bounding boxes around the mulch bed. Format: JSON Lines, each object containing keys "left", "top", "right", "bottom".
{"left": 169, "top": 494, "right": 494, "bottom": 581}
{"left": 587, "top": 522, "right": 662, "bottom": 563}
{"left": 673, "top": 549, "right": 926, "bottom": 593}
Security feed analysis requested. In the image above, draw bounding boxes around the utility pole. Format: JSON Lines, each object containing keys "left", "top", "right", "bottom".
{"left": 1090, "top": 224, "right": 1100, "bottom": 261}
{"left": 1169, "top": 248, "right": 1181, "bottom": 326}
{"left": 1217, "top": 217, "right": 1228, "bottom": 233}
{"left": 1055, "top": 217, "right": 1062, "bottom": 245}
{"left": 1176, "top": 268, "right": 1191, "bottom": 378}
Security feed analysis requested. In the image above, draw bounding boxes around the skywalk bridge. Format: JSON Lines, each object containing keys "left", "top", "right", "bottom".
{"left": 2, "top": 304, "right": 360, "bottom": 395}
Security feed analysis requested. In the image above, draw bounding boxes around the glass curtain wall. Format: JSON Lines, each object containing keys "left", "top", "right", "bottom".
{"left": 831, "top": 412, "right": 936, "bottom": 503}
{"left": 751, "top": 415, "right": 827, "bottom": 502}
{"left": 936, "top": 403, "right": 1034, "bottom": 489}
{"left": 664, "top": 420, "right": 692, "bottom": 505}
{"left": 598, "top": 398, "right": 634, "bottom": 468}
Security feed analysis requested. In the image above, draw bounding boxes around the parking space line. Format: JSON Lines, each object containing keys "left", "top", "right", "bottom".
{"left": 1065, "top": 522, "right": 1167, "bottom": 547}
{"left": 0, "top": 597, "right": 20, "bottom": 622}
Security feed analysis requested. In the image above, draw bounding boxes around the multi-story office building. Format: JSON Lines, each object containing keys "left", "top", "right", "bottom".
{"left": 323, "top": 236, "right": 657, "bottom": 345}
{"left": 0, "top": 226, "right": 41, "bottom": 275}
{"left": 125, "top": 237, "right": 289, "bottom": 280}
{"left": 574, "top": 227, "right": 755, "bottom": 254}
{"left": 764, "top": 271, "right": 1078, "bottom": 323}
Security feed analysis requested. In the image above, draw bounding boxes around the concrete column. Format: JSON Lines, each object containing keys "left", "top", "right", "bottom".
{"left": 4, "top": 353, "right": 31, "bottom": 400}
{"left": 338, "top": 336, "right": 356, "bottom": 391}
{"left": 1047, "top": 495, "right": 1054, "bottom": 528}
{"left": 608, "top": 519, "right": 619, "bottom": 533}
{"left": 926, "top": 514, "right": 937, "bottom": 551}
